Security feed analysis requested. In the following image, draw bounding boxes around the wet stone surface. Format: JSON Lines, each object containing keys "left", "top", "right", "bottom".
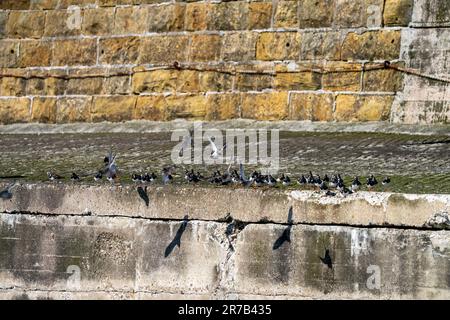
{"left": 0, "top": 131, "right": 449, "bottom": 194}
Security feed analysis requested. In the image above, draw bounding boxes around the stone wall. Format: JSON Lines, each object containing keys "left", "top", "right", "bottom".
{"left": 0, "top": 183, "right": 449, "bottom": 299}
{"left": 0, "top": 0, "right": 449, "bottom": 125}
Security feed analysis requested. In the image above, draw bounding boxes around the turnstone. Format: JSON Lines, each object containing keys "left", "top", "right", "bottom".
{"left": 297, "top": 175, "right": 307, "bottom": 185}
{"left": 382, "top": 177, "right": 391, "bottom": 186}
{"left": 351, "top": 176, "right": 361, "bottom": 191}
{"left": 70, "top": 172, "right": 80, "bottom": 181}
{"left": 281, "top": 174, "right": 291, "bottom": 186}
{"left": 47, "top": 171, "right": 63, "bottom": 181}
{"left": 266, "top": 175, "right": 277, "bottom": 186}
{"left": 94, "top": 171, "right": 103, "bottom": 181}
{"left": 132, "top": 173, "right": 142, "bottom": 183}
{"left": 366, "top": 174, "right": 378, "bottom": 188}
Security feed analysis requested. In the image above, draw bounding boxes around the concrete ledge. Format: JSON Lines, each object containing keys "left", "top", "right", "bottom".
{"left": 1, "top": 183, "right": 449, "bottom": 229}
{"left": 0, "top": 213, "right": 449, "bottom": 299}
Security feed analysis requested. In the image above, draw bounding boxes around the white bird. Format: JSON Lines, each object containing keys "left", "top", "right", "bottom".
{"left": 208, "top": 136, "right": 226, "bottom": 159}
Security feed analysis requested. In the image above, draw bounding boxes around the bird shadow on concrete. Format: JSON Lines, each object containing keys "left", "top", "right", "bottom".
{"left": 273, "top": 206, "right": 294, "bottom": 250}
{"left": 319, "top": 248, "right": 333, "bottom": 269}
{"left": 164, "top": 215, "right": 189, "bottom": 258}
{"left": 137, "top": 186, "right": 149, "bottom": 207}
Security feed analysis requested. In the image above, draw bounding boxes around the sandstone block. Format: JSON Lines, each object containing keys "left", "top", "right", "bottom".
{"left": 248, "top": 2, "right": 272, "bottom": 29}
{"left": 136, "top": 94, "right": 208, "bottom": 121}
{"left": 132, "top": 69, "right": 199, "bottom": 93}
{"left": 322, "top": 62, "right": 362, "bottom": 92}
{"left": 6, "top": 11, "right": 45, "bottom": 39}
{"left": 0, "top": 77, "right": 26, "bottom": 96}
{"left": 0, "top": 12, "right": 8, "bottom": 37}
{"left": 44, "top": 9, "right": 83, "bottom": 37}
{"left": 29, "top": 0, "right": 59, "bottom": 9}
{"left": 31, "top": 97, "right": 57, "bottom": 123}
{"left": 256, "top": 32, "right": 301, "bottom": 61}
{"left": 58, "top": 0, "right": 95, "bottom": 8}
{"left": 0, "top": 41, "right": 19, "bottom": 68}
{"left": 91, "top": 96, "right": 137, "bottom": 122}
{"left": 241, "top": 92, "right": 288, "bottom": 120}
{"left": 99, "top": 37, "right": 140, "bottom": 65}
{"left": 26, "top": 76, "right": 66, "bottom": 96}
{"left": 147, "top": 3, "right": 186, "bottom": 32}
{"left": 66, "top": 77, "right": 104, "bottom": 95}
{"left": 205, "top": 93, "right": 240, "bottom": 120}
{"left": 190, "top": 34, "right": 221, "bottom": 62}
{"left": 185, "top": 3, "right": 211, "bottom": 31}
{"left": 139, "top": 36, "right": 189, "bottom": 64}
{"left": 275, "top": 72, "right": 321, "bottom": 90}
{"left": 114, "top": 6, "right": 148, "bottom": 34}
{"left": 56, "top": 97, "right": 92, "bottom": 123}
{"left": 384, "top": 0, "right": 414, "bottom": 26}
{"left": 199, "top": 71, "right": 233, "bottom": 92}
{"left": 134, "top": 95, "right": 166, "bottom": 121}
{"left": 290, "top": 93, "right": 334, "bottom": 121}
{"left": 222, "top": 32, "right": 258, "bottom": 62}
{"left": 53, "top": 39, "right": 97, "bottom": 66}
{"left": 341, "top": 30, "right": 401, "bottom": 61}
{"left": 274, "top": 1, "right": 299, "bottom": 28}
{"left": 236, "top": 74, "right": 273, "bottom": 91}
{"left": 298, "top": 0, "right": 334, "bottom": 28}
{"left": 19, "top": 40, "right": 52, "bottom": 67}
{"left": 335, "top": 94, "right": 393, "bottom": 121}
{"left": 82, "top": 8, "right": 115, "bottom": 36}
{"left": 334, "top": 0, "right": 384, "bottom": 28}
{"left": 164, "top": 94, "right": 207, "bottom": 120}
{"left": 207, "top": 2, "right": 248, "bottom": 31}
{"left": 363, "top": 62, "right": 404, "bottom": 92}
{"left": 300, "top": 31, "right": 342, "bottom": 60}
{"left": 0, "top": 98, "right": 30, "bottom": 124}
{"left": 103, "top": 76, "right": 131, "bottom": 95}
{"left": 0, "top": 0, "right": 30, "bottom": 10}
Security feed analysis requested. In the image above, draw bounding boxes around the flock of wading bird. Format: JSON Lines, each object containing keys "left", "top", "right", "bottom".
{"left": 44, "top": 146, "right": 391, "bottom": 197}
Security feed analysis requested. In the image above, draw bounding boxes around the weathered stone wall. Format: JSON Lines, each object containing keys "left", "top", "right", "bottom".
{"left": 0, "top": 184, "right": 449, "bottom": 299}
{"left": 0, "top": 0, "right": 449, "bottom": 125}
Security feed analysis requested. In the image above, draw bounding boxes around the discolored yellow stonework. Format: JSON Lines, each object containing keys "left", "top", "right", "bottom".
{"left": 5, "top": 11, "right": 45, "bottom": 39}
{"left": 341, "top": 30, "right": 401, "bottom": 61}
{"left": 256, "top": 32, "right": 301, "bottom": 61}
{"left": 205, "top": 93, "right": 241, "bottom": 121}
{"left": 0, "top": 0, "right": 443, "bottom": 124}
{"left": 18, "top": 41, "right": 52, "bottom": 68}
{"left": 0, "top": 98, "right": 30, "bottom": 124}
{"left": 31, "top": 97, "right": 58, "bottom": 123}
{"left": 384, "top": 0, "right": 414, "bottom": 26}
{"left": 322, "top": 62, "right": 363, "bottom": 92}
{"left": 91, "top": 96, "right": 137, "bottom": 122}
{"left": 56, "top": 97, "right": 92, "bottom": 123}
{"left": 52, "top": 39, "right": 97, "bottom": 66}
{"left": 241, "top": 92, "right": 289, "bottom": 120}
{"left": 290, "top": 93, "right": 334, "bottom": 121}
{"left": 335, "top": 95, "right": 394, "bottom": 121}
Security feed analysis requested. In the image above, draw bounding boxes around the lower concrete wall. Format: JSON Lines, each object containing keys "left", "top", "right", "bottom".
{"left": 1, "top": 212, "right": 449, "bottom": 300}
